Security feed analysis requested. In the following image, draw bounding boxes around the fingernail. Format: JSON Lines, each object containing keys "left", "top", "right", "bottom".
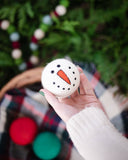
{"left": 39, "top": 90, "right": 44, "bottom": 96}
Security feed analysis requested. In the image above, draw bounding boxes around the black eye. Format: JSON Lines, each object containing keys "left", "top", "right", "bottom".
{"left": 73, "top": 84, "right": 75, "bottom": 86}
{"left": 53, "top": 82, "right": 55, "bottom": 84}
{"left": 68, "top": 88, "right": 70, "bottom": 90}
{"left": 62, "top": 88, "right": 65, "bottom": 90}
{"left": 69, "top": 66, "right": 71, "bottom": 69}
{"left": 72, "top": 71, "right": 75, "bottom": 74}
{"left": 57, "top": 85, "right": 60, "bottom": 88}
{"left": 74, "top": 78, "right": 76, "bottom": 80}
{"left": 57, "top": 64, "right": 61, "bottom": 67}
{"left": 51, "top": 70, "right": 54, "bottom": 74}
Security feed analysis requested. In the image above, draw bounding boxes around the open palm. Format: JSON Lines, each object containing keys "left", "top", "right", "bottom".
{"left": 41, "top": 67, "right": 104, "bottom": 122}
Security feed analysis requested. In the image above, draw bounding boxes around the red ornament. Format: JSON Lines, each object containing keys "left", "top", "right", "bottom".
{"left": 12, "top": 41, "right": 20, "bottom": 49}
{"left": 9, "top": 117, "right": 38, "bottom": 145}
{"left": 31, "top": 36, "right": 38, "bottom": 43}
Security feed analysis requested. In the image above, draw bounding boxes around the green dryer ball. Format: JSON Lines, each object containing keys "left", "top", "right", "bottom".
{"left": 32, "top": 132, "right": 61, "bottom": 160}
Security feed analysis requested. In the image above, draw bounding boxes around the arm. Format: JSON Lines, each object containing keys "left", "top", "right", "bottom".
{"left": 67, "top": 106, "right": 128, "bottom": 160}
{"left": 40, "top": 67, "right": 128, "bottom": 160}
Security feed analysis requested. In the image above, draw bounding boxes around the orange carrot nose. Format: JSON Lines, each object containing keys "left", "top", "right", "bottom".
{"left": 57, "top": 70, "right": 71, "bottom": 85}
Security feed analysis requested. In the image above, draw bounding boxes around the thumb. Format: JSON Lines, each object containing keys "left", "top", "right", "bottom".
{"left": 39, "top": 89, "right": 77, "bottom": 122}
{"left": 40, "top": 89, "right": 60, "bottom": 109}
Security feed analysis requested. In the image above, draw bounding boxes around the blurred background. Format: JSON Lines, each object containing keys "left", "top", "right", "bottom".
{"left": 0, "top": 0, "right": 128, "bottom": 95}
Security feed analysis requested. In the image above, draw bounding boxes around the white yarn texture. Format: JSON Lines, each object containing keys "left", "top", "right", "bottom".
{"left": 41, "top": 59, "right": 80, "bottom": 98}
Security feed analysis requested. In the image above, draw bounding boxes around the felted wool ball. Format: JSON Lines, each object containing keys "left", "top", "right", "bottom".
{"left": 11, "top": 49, "right": 22, "bottom": 59}
{"left": 1, "top": 20, "right": 10, "bottom": 30}
{"left": 55, "top": 5, "right": 67, "bottom": 16}
{"left": 29, "top": 55, "right": 39, "bottom": 65}
{"left": 32, "top": 132, "right": 61, "bottom": 160}
{"left": 31, "top": 36, "right": 38, "bottom": 43}
{"left": 41, "top": 59, "right": 80, "bottom": 98}
{"left": 10, "top": 32, "right": 20, "bottom": 42}
{"left": 19, "top": 62, "right": 27, "bottom": 71}
{"left": 42, "top": 15, "right": 53, "bottom": 25}
{"left": 29, "top": 42, "right": 38, "bottom": 51}
{"left": 12, "top": 41, "right": 20, "bottom": 48}
{"left": 9, "top": 117, "right": 38, "bottom": 145}
{"left": 34, "top": 29, "right": 45, "bottom": 40}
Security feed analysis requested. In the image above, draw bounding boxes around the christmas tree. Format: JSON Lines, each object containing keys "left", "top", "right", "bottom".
{"left": 0, "top": 0, "right": 128, "bottom": 95}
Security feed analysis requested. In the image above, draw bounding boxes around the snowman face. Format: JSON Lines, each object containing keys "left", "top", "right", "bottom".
{"left": 41, "top": 59, "right": 80, "bottom": 98}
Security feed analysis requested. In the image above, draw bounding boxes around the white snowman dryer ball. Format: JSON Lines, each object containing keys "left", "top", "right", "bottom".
{"left": 41, "top": 59, "right": 80, "bottom": 98}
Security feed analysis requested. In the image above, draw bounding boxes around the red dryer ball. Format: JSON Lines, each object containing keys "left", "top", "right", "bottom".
{"left": 9, "top": 117, "right": 38, "bottom": 145}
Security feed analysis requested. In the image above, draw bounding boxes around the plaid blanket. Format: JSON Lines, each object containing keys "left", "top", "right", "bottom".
{"left": 0, "top": 62, "right": 128, "bottom": 160}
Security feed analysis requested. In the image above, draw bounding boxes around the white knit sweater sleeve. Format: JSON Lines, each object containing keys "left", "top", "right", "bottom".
{"left": 66, "top": 107, "right": 128, "bottom": 160}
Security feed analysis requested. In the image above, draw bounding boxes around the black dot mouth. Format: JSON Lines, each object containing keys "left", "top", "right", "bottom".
{"left": 52, "top": 82, "right": 73, "bottom": 91}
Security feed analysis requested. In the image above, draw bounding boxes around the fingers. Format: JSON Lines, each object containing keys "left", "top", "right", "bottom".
{"left": 77, "top": 66, "right": 96, "bottom": 97}
{"left": 77, "top": 66, "right": 83, "bottom": 73}
{"left": 77, "top": 66, "right": 86, "bottom": 94}
{"left": 81, "top": 73, "right": 96, "bottom": 97}
{"left": 40, "top": 89, "right": 68, "bottom": 120}
{"left": 40, "top": 89, "right": 78, "bottom": 122}
{"left": 77, "top": 66, "right": 90, "bottom": 94}
{"left": 79, "top": 74, "right": 86, "bottom": 94}
{"left": 40, "top": 89, "right": 60, "bottom": 109}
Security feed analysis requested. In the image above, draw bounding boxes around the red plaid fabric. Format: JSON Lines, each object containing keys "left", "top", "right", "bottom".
{"left": 0, "top": 88, "right": 73, "bottom": 160}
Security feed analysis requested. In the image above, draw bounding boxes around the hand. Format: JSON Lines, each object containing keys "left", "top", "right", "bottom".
{"left": 41, "top": 67, "right": 105, "bottom": 122}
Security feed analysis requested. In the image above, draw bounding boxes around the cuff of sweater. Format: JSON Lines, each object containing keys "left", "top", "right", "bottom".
{"left": 66, "top": 107, "right": 115, "bottom": 145}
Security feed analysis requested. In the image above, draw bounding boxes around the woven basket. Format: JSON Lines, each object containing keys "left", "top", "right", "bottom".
{"left": 0, "top": 67, "right": 44, "bottom": 100}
